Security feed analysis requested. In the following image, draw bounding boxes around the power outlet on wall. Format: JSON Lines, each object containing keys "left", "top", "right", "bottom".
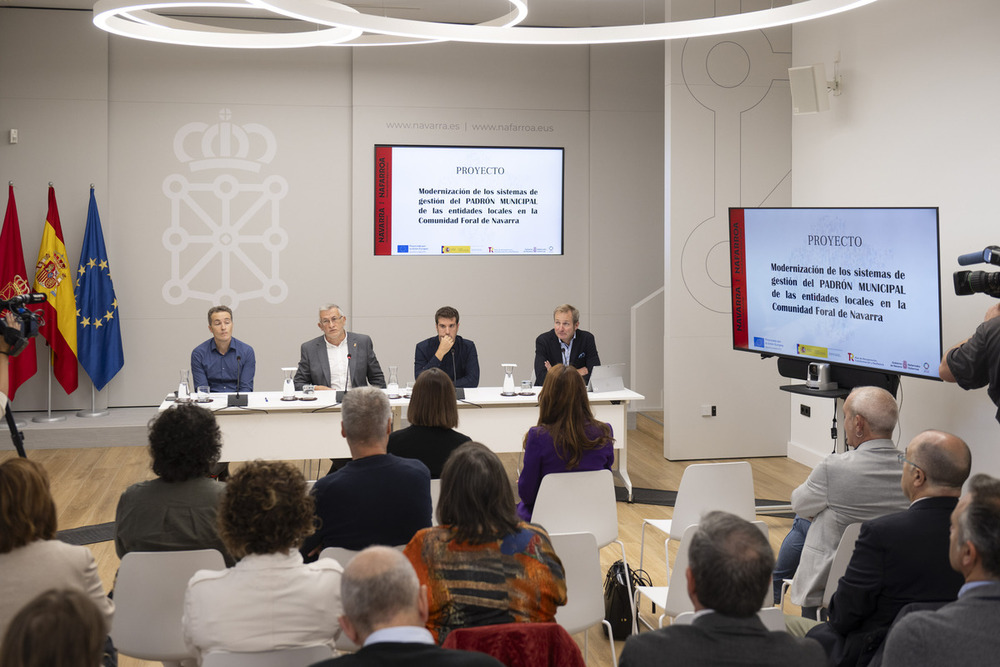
{"left": 701, "top": 404, "right": 717, "bottom": 417}
{"left": 800, "top": 404, "right": 811, "bottom": 418}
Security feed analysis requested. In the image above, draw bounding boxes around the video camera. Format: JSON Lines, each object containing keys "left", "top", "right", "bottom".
{"left": 0, "top": 293, "right": 46, "bottom": 356}
{"left": 954, "top": 245, "right": 1000, "bottom": 298}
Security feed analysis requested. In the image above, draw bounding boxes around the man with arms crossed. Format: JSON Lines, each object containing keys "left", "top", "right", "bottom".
{"left": 414, "top": 306, "right": 479, "bottom": 388}
{"left": 620, "top": 512, "right": 825, "bottom": 666}
{"left": 881, "top": 473, "right": 1000, "bottom": 667}
{"left": 294, "top": 304, "right": 385, "bottom": 391}
{"left": 191, "top": 305, "right": 255, "bottom": 392}
{"left": 312, "top": 546, "right": 503, "bottom": 667}
{"left": 533, "top": 304, "right": 600, "bottom": 386}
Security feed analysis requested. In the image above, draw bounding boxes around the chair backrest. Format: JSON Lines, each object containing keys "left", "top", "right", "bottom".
{"left": 671, "top": 462, "right": 756, "bottom": 540}
{"left": 318, "top": 546, "right": 360, "bottom": 567}
{"left": 548, "top": 531, "right": 605, "bottom": 635}
{"left": 442, "top": 622, "right": 585, "bottom": 667}
{"left": 430, "top": 478, "right": 442, "bottom": 526}
{"left": 530, "top": 469, "right": 618, "bottom": 548}
{"left": 201, "top": 644, "right": 334, "bottom": 667}
{"left": 112, "top": 549, "right": 226, "bottom": 661}
{"left": 662, "top": 523, "right": 699, "bottom": 619}
{"left": 822, "top": 521, "right": 863, "bottom": 609}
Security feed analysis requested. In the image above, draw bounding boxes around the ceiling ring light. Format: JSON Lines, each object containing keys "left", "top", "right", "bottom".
{"left": 252, "top": 0, "right": 878, "bottom": 45}
{"left": 94, "top": 0, "right": 879, "bottom": 48}
{"left": 93, "top": 0, "right": 363, "bottom": 47}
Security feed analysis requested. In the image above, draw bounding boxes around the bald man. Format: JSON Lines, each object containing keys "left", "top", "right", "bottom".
{"left": 311, "top": 546, "right": 503, "bottom": 667}
{"left": 803, "top": 430, "right": 970, "bottom": 667}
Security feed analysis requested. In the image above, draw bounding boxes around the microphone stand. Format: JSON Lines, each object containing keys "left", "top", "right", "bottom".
{"left": 227, "top": 354, "right": 248, "bottom": 407}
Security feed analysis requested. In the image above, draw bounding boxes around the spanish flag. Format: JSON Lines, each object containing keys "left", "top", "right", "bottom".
{"left": 32, "top": 186, "right": 78, "bottom": 394}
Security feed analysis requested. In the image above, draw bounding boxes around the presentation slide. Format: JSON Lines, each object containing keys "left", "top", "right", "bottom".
{"left": 730, "top": 208, "right": 942, "bottom": 379}
{"left": 374, "top": 145, "right": 564, "bottom": 256}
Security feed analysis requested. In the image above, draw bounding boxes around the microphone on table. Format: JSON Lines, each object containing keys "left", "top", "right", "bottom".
{"left": 338, "top": 354, "right": 352, "bottom": 403}
{"left": 227, "top": 354, "right": 248, "bottom": 407}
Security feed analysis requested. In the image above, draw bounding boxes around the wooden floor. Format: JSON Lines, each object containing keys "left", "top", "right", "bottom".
{"left": 1, "top": 424, "right": 812, "bottom": 666}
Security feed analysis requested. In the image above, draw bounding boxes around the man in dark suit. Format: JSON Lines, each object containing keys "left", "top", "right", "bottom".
{"left": 619, "top": 512, "right": 826, "bottom": 667}
{"left": 294, "top": 303, "right": 385, "bottom": 390}
{"left": 533, "top": 303, "right": 600, "bottom": 386}
{"left": 414, "top": 305, "right": 479, "bottom": 388}
{"left": 312, "top": 546, "right": 504, "bottom": 667}
{"left": 881, "top": 473, "right": 1000, "bottom": 667}
{"left": 803, "top": 430, "right": 971, "bottom": 667}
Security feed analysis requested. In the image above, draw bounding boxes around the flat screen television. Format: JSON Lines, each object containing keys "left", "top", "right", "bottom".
{"left": 374, "top": 145, "right": 564, "bottom": 256}
{"left": 728, "top": 207, "right": 942, "bottom": 381}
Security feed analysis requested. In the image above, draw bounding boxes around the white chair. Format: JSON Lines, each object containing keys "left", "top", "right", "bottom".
{"left": 112, "top": 549, "right": 226, "bottom": 666}
{"left": 318, "top": 546, "right": 360, "bottom": 567}
{"left": 430, "top": 478, "right": 442, "bottom": 526}
{"left": 780, "top": 521, "right": 862, "bottom": 617}
{"left": 634, "top": 523, "right": 698, "bottom": 629}
{"left": 201, "top": 645, "right": 334, "bottom": 666}
{"left": 549, "top": 531, "right": 617, "bottom": 667}
{"left": 531, "top": 469, "right": 636, "bottom": 634}
{"left": 638, "top": 461, "right": 756, "bottom": 577}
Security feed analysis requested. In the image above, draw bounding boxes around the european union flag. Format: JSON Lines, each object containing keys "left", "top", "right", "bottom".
{"left": 74, "top": 188, "right": 124, "bottom": 391}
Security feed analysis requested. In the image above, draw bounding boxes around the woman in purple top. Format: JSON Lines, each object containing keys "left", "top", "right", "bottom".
{"left": 516, "top": 364, "right": 615, "bottom": 521}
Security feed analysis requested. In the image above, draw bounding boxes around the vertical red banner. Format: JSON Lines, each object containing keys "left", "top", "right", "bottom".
{"left": 729, "top": 208, "right": 749, "bottom": 349}
{"left": 374, "top": 146, "right": 393, "bottom": 256}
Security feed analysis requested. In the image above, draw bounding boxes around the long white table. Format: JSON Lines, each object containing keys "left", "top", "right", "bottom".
{"left": 160, "top": 386, "right": 644, "bottom": 499}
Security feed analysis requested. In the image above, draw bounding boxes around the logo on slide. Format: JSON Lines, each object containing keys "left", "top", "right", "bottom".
{"left": 161, "top": 109, "right": 289, "bottom": 308}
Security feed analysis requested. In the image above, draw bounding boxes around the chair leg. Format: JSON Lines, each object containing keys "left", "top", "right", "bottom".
{"left": 602, "top": 620, "right": 618, "bottom": 667}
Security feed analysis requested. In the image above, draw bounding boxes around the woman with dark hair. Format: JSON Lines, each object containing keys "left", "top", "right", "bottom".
{"left": 516, "top": 363, "right": 615, "bottom": 521}
{"left": 1, "top": 588, "right": 107, "bottom": 667}
{"left": 114, "top": 403, "right": 233, "bottom": 564}
{"left": 182, "top": 460, "right": 343, "bottom": 658}
{"left": 387, "top": 367, "right": 471, "bottom": 478}
{"left": 0, "top": 459, "right": 114, "bottom": 643}
{"left": 403, "top": 442, "right": 566, "bottom": 642}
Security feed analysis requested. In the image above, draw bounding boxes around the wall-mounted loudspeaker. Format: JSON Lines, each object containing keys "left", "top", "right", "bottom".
{"left": 789, "top": 64, "right": 830, "bottom": 115}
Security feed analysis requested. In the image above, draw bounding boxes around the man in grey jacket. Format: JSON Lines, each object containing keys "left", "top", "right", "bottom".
{"left": 786, "top": 386, "right": 909, "bottom": 614}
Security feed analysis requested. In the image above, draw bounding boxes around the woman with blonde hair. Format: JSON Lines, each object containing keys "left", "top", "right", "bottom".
{"left": 516, "top": 363, "right": 614, "bottom": 521}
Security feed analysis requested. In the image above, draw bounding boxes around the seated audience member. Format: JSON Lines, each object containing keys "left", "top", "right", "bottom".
{"left": 114, "top": 403, "right": 232, "bottom": 565}
{"left": 800, "top": 430, "right": 970, "bottom": 667}
{"left": 294, "top": 303, "right": 385, "bottom": 390}
{"left": 0, "top": 459, "right": 114, "bottom": 642}
{"left": 414, "top": 306, "right": 480, "bottom": 389}
{"left": 881, "top": 473, "right": 1000, "bottom": 667}
{"left": 783, "top": 386, "right": 909, "bottom": 615}
{"left": 388, "top": 368, "right": 471, "bottom": 478}
{"left": 533, "top": 304, "right": 600, "bottom": 386}
{"left": 404, "top": 442, "right": 567, "bottom": 643}
{"left": 312, "top": 546, "right": 504, "bottom": 667}
{"left": 516, "top": 363, "right": 614, "bottom": 521}
{"left": 182, "top": 461, "right": 343, "bottom": 658}
{"left": 620, "top": 512, "right": 826, "bottom": 667}
{"left": 0, "top": 588, "right": 107, "bottom": 667}
{"left": 302, "top": 386, "right": 432, "bottom": 557}
{"left": 190, "top": 305, "right": 255, "bottom": 393}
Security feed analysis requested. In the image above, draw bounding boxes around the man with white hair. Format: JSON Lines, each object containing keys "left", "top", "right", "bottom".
{"left": 311, "top": 546, "right": 504, "bottom": 667}
{"left": 783, "top": 386, "right": 910, "bottom": 615}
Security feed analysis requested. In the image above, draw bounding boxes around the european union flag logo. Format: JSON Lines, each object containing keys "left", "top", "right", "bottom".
{"left": 74, "top": 189, "right": 124, "bottom": 391}
{"left": 397, "top": 245, "right": 409, "bottom": 253}
{"left": 754, "top": 337, "right": 765, "bottom": 348}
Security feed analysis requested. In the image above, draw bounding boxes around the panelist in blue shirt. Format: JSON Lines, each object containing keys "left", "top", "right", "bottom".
{"left": 191, "top": 305, "right": 255, "bottom": 393}
{"left": 414, "top": 306, "right": 479, "bottom": 388}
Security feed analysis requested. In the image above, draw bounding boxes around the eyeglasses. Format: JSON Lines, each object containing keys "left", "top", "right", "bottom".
{"left": 320, "top": 316, "right": 345, "bottom": 325}
{"left": 897, "top": 452, "right": 924, "bottom": 473}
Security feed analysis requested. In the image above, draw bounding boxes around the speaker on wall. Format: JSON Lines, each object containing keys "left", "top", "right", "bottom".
{"left": 789, "top": 64, "right": 830, "bottom": 115}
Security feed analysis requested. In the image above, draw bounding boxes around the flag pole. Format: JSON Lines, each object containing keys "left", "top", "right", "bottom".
{"left": 32, "top": 346, "right": 66, "bottom": 423}
{"left": 77, "top": 385, "right": 109, "bottom": 418}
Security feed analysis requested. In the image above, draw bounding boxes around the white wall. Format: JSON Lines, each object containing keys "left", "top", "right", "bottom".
{"left": 0, "top": 9, "right": 664, "bottom": 414}
{"left": 663, "top": 0, "right": 793, "bottom": 459}
{"left": 790, "top": 0, "right": 1000, "bottom": 477}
